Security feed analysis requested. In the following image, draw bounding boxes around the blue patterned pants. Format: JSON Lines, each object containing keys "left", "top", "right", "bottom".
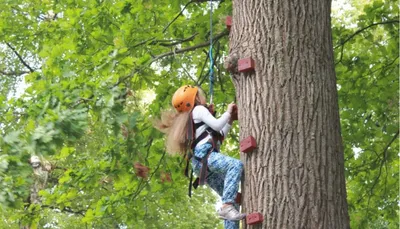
{"left": 192, "top": 143, "right": 243, "bottom": 229}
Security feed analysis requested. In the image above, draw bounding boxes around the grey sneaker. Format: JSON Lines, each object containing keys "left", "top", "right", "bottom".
{"left": 217, "top": 205, "right": 246, "bottom": 221}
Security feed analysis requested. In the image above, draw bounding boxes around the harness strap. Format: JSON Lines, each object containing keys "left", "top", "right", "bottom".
{"left": 194, "top": 122, "right": 204, "bottom": 129}
{"left": 184, "top": 157, "right": 190, "bottom": 177}
{"left": 198, "top": 147, "right": 213, "bottom": 186}
{"left": 186, "top": 111, "right": 195, "bottom": 147}
{"left": 193, "top": 177, "right": 200, "bottom": 189}
{"left": 188, "top": 168, "right": 193, "bottom": 197}
{"left": 186, "top": 146, "right": 213, "bottom": 197}
{"left": 190, "top": 130, "right": 209, "bottom": 149}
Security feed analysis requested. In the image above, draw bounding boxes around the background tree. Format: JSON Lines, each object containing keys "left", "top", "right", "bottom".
{"left": 0, "top": 0, "right": 398, "bottom": 228}
{"left": 332, "top": 0, "right": 399, "bottom": 228}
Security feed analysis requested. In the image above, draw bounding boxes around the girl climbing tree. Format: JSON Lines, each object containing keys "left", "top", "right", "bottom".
{"left": 154, "top": 85, "right": 244, "bottom": 229}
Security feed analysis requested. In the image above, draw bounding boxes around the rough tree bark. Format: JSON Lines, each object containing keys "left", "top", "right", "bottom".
{"left": 229, "top": 1, "right": 350, "bottom": 228}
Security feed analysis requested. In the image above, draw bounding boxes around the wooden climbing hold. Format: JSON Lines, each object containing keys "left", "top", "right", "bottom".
{"left": 225, "top": 16, "right": 232, "bottom": 30}
{"left": 246, "top": 212, "right": 263, "bottom": 225}
{"left": 238, "top": 57, "right": 255, "bottom": 73}
{"left": 240, "top": 136, "right": 257, "bottom": 153}
{"left": 235, "top": 192, "right": 241, "bottom": 204}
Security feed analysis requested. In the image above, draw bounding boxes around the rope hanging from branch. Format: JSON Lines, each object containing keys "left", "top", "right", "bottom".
{"left": 208, "top": 0, "right": 214, "bottom": 104}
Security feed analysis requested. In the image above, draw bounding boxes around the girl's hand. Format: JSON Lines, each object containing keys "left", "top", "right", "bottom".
{"left": 231, "top": 105, "right": 238, "bottom": 121}
{"left": 227, "top": 102, "right": 237, "bottom": 114}
{"left": 208, "top": 104, "right": 215, "bottom": 114}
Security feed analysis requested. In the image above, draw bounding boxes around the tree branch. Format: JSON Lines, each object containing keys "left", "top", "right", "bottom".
{"left": 367, "top": 130, "right": 399, "bottom": 212}
{"left": 127, "top": 33, "right": 198, "bottom": 51}
{"left": 0, "top": 70, "right": 30, "bottom": 76}
{"left": 129, "top": 37, "right": 155, "bottom": 49}
{"left": 156, "top": 33, "right": 199, "bottom": 47}
{"left": 194, "top": 0, "right": 222, "bottom": 2}
{"left": 162, "top": 1, "right": 195, "bottom": 33}
{"left": 334, "top": 42, "right": 345, "bottom": 65}
{"left": 41, "top": 205, "right": 86, "bottom": 216}
{"left": 113, "top": 65, "right": 148, "bottom": 87}
{"left": 181, "top": 64, "right": 198, "bottom": 83}
{"left": 334, "top": 20, "right": 400, "bottom": 49}
{"left": 366, "top": 56, "right": 399, "bottom": 76}
{"left": 6, "top": 43, "right": 35, "bottom": 73}
{"left": 151, "top": 30, "right": 229, "bottom": 64}
{"left": 197, "top": 50, "right": 210, "bottom": 86}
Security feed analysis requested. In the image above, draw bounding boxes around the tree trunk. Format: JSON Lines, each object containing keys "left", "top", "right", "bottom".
{"left": 229, "top": 1, "right": 350, "bottom": 228}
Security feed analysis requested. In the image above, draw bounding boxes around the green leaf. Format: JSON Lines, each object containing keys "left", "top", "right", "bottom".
{"left": 3, "top": 131, "right": 20, "bottom": 144}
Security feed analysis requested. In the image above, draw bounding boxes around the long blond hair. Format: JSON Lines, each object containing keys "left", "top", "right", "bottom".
{"left": 154, "top": 90, "right": 206, "bottom": 156}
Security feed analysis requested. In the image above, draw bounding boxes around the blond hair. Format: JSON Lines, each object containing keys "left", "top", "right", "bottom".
{"left": 154, "top": 90, "right": 206, "bottom": 156}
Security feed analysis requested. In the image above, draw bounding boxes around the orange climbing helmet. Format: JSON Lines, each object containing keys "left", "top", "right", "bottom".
{"left": 172, "top": 85, "right": 198, "bottom": 112}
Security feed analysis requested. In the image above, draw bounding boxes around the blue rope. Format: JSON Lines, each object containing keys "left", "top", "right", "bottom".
{"left": 208, "top": 0, "right": 214, "bottom": 104}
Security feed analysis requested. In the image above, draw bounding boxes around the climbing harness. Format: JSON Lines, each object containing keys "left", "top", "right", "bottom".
{"left": 184, "top": 105, "right": 224, "bottom": 197}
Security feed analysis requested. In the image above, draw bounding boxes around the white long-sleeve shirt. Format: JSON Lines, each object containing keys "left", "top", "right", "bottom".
{"left": 192, "top": 105, "right": 232, "bottom": 147}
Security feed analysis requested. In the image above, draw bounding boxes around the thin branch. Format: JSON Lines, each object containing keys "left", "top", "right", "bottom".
{"left": 0, "top": 70, "right": 30, "bottom": 76}
{"left": 334, "top": 20, "right": 399, "bottom": 49}
{"left": 151, "top": 30, "right": 229, "bottom": 64}
{"left": 41, "top": 205, "right": 86, "bottom": 216}
{"left": 334, "top": 42, "right": 345, "bottom": 65}
{"left": 197, "top": 51, "right": 210, "bottom": 86}
{"left": 213, "top": 42, "right": 227, "bottom": 96}
{"left": 194, "top": 0, "right": 222, "bottom": 2}
{"left": 181, "top": 64, "right": 197, "bottom": 83}
{"left": 6, "top": 43, "right": 35, "bottom": 73}
{"left": 127, "top": 33, "right": 198, "bottom": 50}
{"left": 162, "top": 1, "right": 194, "bottom": 33}
{"left": 348, "top": 155, "right": 380, "bottom": 172}
{"left": 367, "top": 56, "right": 399, "bottom": 76}
{"left": 113, "top": 68, "right": 138, "bottom": 88}
{"left": 129, "top": 37, "right": 155, "bottom": 49}
{"left": 144, "top": 137, "right": 154, "bottom": 165}
{"left": 157, "top": 33, "right": 199, "bottom": 47}
{"left": 89, "top": 35, "right": 113, "bottom": 46}
{"left": 381, "top": 130, "right": 398, "bottom": 166}
{"left": 366, "top": 130, "right": 399, "bottom": 218}
{"left": 113, "top": 64, "right": 149, "bottom": 88}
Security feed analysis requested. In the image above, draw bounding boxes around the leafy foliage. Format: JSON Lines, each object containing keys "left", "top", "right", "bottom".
{"left": 0, "top": 0, "right": 398, "bottom": 228}
{"left": 0, "top": 0, "right": 228, "bottom": 228}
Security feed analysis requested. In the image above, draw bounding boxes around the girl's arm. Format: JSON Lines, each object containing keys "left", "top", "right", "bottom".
{"left": 194, "top": 106, "right": 231, "bottom": 131}
{"left": 220, "top": 122, "right": 232, "bottom": 137}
